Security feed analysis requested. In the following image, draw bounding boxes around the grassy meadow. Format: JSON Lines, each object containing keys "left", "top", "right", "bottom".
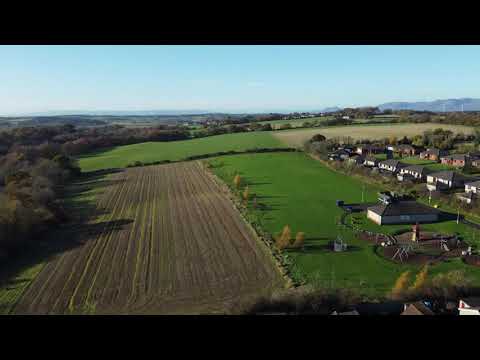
{"left": 209, "top": 151, "right": 480, "bottom": 297}
{"left": 78, "top": 131, "right": 283, "bottom": 172}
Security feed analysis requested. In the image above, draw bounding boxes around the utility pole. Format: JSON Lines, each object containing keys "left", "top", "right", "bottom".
{"left": 457, "top": 208, "right": 460, "bottom": 225}
{"left": 428, "top": 190, "right": 432, "bottom": 205}
{"left": 361, "top": 184, "right": 365, "bottom": 203}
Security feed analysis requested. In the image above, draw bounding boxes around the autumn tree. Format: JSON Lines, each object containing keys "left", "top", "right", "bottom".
{"left": 409, "top": 265, "right": 429, "bottom": 292}
{"left": 292, "top": 232, "right": 305, "bottom": 249}
{"left": 390, "top": 271, "right": 411, "bottom": 300}
{"left": 233, "top": 174, "right": 241, "bottom": 189}
{"left": 276, "top": 225, "right": 292, "bottom": 250}
{"left": 243, "top": 186, "right": 250, "bottom": 202}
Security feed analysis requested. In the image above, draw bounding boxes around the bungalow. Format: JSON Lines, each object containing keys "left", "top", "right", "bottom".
{"left": 363, "top": 155, "right": 379, "bottom": 167}
{"left": 426, "top": 171, "right": 466, "bottom": 191}
{"left": 419, "top": 148, "right": 447, "bottom": 162}
{"left": 346, "top": 154, "right": 365, "bottom": 165}
{"left": 472, "top": 159, "right": 480, "bottom": 168}
{"left": 398, "top": 165, "right": 429, "bottom": 181}
{"left": 457, "top": 191, "right": 475, "bottom": 205}
{"left": 465, "top": 180, "right": 480, "bottom": 194}
{"left": 440, "top": 154, "right": 471, "bottom": 168}
{"left": 328, "top": 149, "right": 350, "bottom": 161}
{"left": 458, "top": 297, "right": 480, "bottom": 315}
{"left": 401, "top": 301, "right": 435, "bottom": 315}
{"left": 394, "top": 144, "right": 419, "bottom": 157}
{"left": 367, "top": 201, "right": 440, "bottom": 225}
{"left": 356, "top": 144, "right": 385, "bottom": 156}
{"left": 378, "top": 159, "right": 406, "bottom": 173}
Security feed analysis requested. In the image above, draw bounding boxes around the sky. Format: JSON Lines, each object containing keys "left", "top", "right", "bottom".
{"left": 1, "top": 45, "right": 480, "bottom": 115}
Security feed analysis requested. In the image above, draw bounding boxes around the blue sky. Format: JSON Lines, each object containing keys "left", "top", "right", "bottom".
{"left": 1, "top": 45, "right": 480, "bottom": 115}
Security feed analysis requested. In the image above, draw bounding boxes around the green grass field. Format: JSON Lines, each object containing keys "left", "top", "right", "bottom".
{"left": 78, "top": 132, "right": 283, "bottom": 172}
{"left": 209, "top": 151, "right": 480, "bottom": 297}
{"left": 258, "top": 116, "right": 333, "bottom": 129}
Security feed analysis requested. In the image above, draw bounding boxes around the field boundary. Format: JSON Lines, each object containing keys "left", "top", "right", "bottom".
{"left": 200, "top": 160, "right": 296, "bottom": 289}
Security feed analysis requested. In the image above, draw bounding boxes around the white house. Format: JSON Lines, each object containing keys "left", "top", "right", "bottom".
{"left": 458, "top": 298, "right": 480, "bottom": 315}
{"left": 398, "top": 165, "right": 428, "bottom": 181}
{"left": 378, "top": 159, "right": 406, "bottom": 173}
{"left": 465, "top": 180, "right": 480, "bottom": 194}
{"left": 426, "top": 171, "right": 466, "bottom": 191}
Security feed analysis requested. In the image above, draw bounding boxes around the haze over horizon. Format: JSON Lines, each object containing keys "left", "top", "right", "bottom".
{"left": 2, "top": 45, "right": 480, "bottom": 115}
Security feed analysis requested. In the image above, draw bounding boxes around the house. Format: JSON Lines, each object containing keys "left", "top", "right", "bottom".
{"left": 363, "top": 155, "right": 379, "bottom": 167}
{"left": 458, "top": 297, "right": 480, "bottom": 315}
{"left": 472, "top": 159, "right": 480, "bottom": 168}
{"left": 457, "top": 191, "right": 475, "bottom": 204}
{"left": 420, "top": 148, "right": 447, "bottom": 162}
{"left": 367, "top": 200, "right": 440, "bottom": 225}
{"left": 330, "top": 310, "right": 360, "bottom": 315}
{"left": 440, "top": 154, "right": 471, "bottom": 168}
{"left": 356, "top": 144, "right": 384, "bottom": 156}
{"left": 347, "top": 154, "right": 365, "bottom": 165}
{"left": 328, "top": 149, "right": 350, "bottom": 161}
{"left": 401, "top": 301, "right": 435, "bottom": 315}
{"left": 426, "top": 171, "right": 466, "bottom": 191}
{"left": 465, "top": 180, "right": 480, "bottom": 194}
{"left": 378, "top": 159, "right": 406, "bottom": 173}
{"left": 398, "top": 165, "right": 429, "bottom": 181}
{"left": 394, "top": 144, "right": 420, "bottom": 157}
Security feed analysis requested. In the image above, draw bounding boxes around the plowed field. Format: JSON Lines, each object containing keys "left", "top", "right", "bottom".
{"left": 14, "top": 162, "right": 283, "bottom": 314}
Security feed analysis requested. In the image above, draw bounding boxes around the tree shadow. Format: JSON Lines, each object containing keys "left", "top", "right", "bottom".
{"left": 0, "top": 169, "right": 130, "bottom": 291}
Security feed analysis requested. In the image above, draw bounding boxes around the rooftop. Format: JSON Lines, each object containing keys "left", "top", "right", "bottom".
{"left": 428, "top": 170, "right": 458, "bottom": 182}
{"left": 368, "top": 200, "right": 440, "bottom": 217}
{"left": 403, "top": 165, "right": 427, "bottom": 174}
{"left": 466, "top": 180, "right": 480, "bottom": 188}
{"left": 379, "top": 159, "right": 406, "bottom": 167}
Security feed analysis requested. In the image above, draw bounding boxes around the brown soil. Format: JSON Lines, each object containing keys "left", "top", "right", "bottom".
{"left": 13, "top": 161, "right": 283, "bottom": 314}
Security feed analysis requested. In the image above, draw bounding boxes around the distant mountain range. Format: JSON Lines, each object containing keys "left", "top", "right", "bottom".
{"left": 378, "top": 98, "right": 480, "bottom": 112}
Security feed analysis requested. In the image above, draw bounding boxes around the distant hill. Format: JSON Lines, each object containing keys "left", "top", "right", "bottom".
{"left": 321, "top": 106, "right": 343, "bottom": 113}
{"left": 378, "top": 98, "right": 480, "bottom": 112}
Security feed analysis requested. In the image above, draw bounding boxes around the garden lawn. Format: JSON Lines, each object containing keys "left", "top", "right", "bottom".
{"left": 78, "top": 131, "right": 283, "bottom": 172}
{"left": 209, "top": 151, "right": 480, "bottom": 298}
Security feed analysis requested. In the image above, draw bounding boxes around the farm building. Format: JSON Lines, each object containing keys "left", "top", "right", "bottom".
{"left": 356, "top": 144, "right": 384, "bottom": 155}
{"left": 378, "top": 159, "right": 406, "bottom": 174}
{"left": 401, "top": 301, "right": 435, "bottom": 315}
{"left": 426, "top": 171, "right": 467, "bottom": 191}
{"left": 398, "top": 165, "right": 429, "bottom": 181}
{"left": 458, "top": 298, "right": 480, "bottom": 315}
{"left": 440, "top": 154, "right": 470, "bottom": 168}
{"left": 364, "top": 155, "right": 379, "bottom": 167}
{"left": 420, "top": 148, "right": 447, "bottom": 161}
{"left": 367, "top": 200, "right": 440, "bottom": 225}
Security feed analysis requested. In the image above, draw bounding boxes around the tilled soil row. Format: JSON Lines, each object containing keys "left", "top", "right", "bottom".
{"left": 14, "top": 161, "right": 283, "bottom": 314}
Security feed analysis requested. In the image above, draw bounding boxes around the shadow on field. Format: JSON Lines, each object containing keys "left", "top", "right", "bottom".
{"left": 0, "top": 168, "right": 127, "bottom": 292}
{"left": 301, "top": 243, "right": 362, "bottom": 253}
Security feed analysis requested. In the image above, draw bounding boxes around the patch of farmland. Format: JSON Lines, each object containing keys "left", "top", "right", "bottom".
{"left": 13, "top": 162, "right": 283, "bottom": 314}
{"left": 273, "top": 123, "right": 475, "bottom": 147}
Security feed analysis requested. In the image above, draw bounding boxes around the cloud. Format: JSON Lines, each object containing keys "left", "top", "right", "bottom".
{"left": 247, "top": 81, "right": 265, "bottom": 87}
